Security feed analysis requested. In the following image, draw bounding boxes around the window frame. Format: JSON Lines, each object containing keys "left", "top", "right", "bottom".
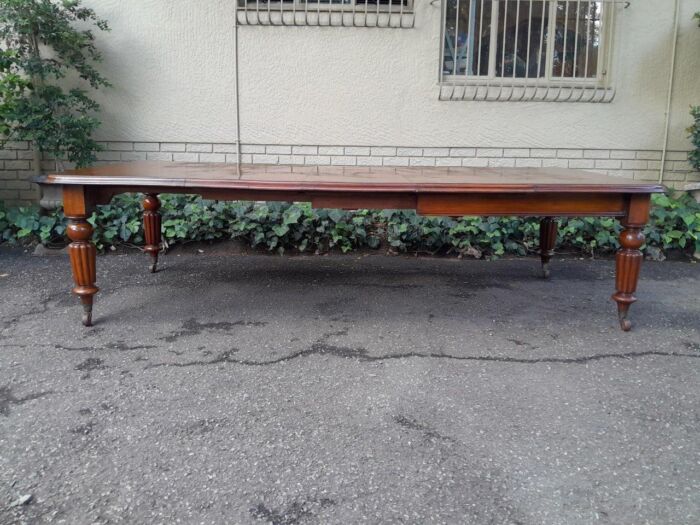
{"left": 439, "top": 0, "right": 615, "bottom": 91}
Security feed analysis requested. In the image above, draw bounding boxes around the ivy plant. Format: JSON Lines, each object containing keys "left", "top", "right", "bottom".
{"left": 0, "top": 0, "right": 110, "bottom": 168}
{"left": 1, "top": 193, "right": 699, "bottom": 260}
{"left": 690, "top": 105, "right": 700, "bottom": 172}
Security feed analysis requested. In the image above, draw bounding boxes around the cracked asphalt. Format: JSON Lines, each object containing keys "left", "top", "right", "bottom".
{"left": 1, "top": 246, "right": 699, "bottom": 525}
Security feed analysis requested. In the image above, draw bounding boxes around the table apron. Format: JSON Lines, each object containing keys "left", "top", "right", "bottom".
{"left": 71, "top": 185, "right": 634, "bottom": 217}
{"left": 416, "top": 192, "right": 629, "bottom": 217}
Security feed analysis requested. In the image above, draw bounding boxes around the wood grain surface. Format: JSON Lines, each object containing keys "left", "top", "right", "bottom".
{"left": 36, "top": 162, "right": 665, "bottom": 194}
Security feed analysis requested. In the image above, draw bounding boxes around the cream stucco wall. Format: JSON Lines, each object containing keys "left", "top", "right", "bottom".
{"left": 85, "top": 0, "right": 700, "bottom": 151}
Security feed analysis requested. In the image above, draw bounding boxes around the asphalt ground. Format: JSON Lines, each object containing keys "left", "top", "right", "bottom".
{"left": 1, "top": 247, "right": 699, "bottom": 524}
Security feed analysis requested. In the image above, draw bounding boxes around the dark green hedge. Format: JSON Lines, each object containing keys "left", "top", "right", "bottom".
{"left": 1, "top": 193, "right": 699, "bottom": 259}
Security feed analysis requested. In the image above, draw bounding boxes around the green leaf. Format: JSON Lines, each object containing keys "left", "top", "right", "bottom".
{"left": 272, "top": 224, "right": 289, "bottom": 237}
{"left": 328, "top": 209, "right": 345, "bottom": 223}
{"left": 283, "top": 207, "right": 302, "bottom": 225}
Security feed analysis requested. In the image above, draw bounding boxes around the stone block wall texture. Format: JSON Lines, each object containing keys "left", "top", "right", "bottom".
{"left": 1, "top": 141, "right": 697, "bottom": 206}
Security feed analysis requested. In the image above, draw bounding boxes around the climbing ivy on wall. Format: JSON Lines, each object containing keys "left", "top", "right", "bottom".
{"left": 690, "top": 13, "right": 700, "bottom": 170}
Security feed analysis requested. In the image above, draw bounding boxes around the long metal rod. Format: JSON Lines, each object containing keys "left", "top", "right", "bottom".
{"left": 485, "top": 1, "right": 498, "bottom": 100}
{"left": 453, "top": 0, "right": 461, "bottom": 75}
{"left": 520, "top": 0, "right": 533, "bottom": 101}
{"left": 659, "top": 0, "right": 680, "bottom": 184}
{"left": 602, "top": 0, "right": 617, "bottom": 101}
{"left": 543, "top": 1, "right": 557, "bottom": 101}
{"left": 495, "top": 0, "right": 508, "bottom": 100}
{"left": 438, "top": 0, "right": 447, "bottom": 88}
{"left": 572, "top": 0, "right": 593, "bottom": 102}
{"left": 586, "top": 0, "right": 604, "bottom": 102}
{"left": 476, "top": 0, "right": 484, "bottom": 76}
{"left": 448, "top": 0, "right": 460, "bottom": 99}
{"left": 561, "top": 0, "right": 570, "bottom": 80}
{"left": 561, "top": 0, "right": 579, "bottom": 101}
{"left": 471, "top": 0, "right": 484, "bottom": 100}
{"left": 505, "top": 0, "right": 520, "bottom": 102}
{"left": 583, "top": 0, "right": 591, "bottom": 79}
{"left": 512, "top": 0, "right": 520, "bottom": 83}
{"left": 534, "top": 0, "right": 547, "bottom": 99}
{"left": 466, "top": 0, "right": 475, "bottom": 75}
{"left": 234, "top": 0, "right": 242, "bottom": 177}
{"left": 572, "top": 1, "right": 580, "bottom": 77}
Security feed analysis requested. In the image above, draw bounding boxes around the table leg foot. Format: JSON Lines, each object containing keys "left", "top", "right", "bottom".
{"left": 143, "top": 193, "right": 162, "bottom": 274}
{"left": 617, "top": 306, "right": 632, "bottom": 332}
{"left": 540, "top": 217, "right": 557, "bottom": 279}
{"left": 541, "top": 263, "right": 551, "bottom": 279}
{"left": 82, "top": 299, "right": 93, "bottom": 327}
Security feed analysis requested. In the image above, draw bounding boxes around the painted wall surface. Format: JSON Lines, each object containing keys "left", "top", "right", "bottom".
{"left": 83, "top": 1, "right": 699, "bottom": 150}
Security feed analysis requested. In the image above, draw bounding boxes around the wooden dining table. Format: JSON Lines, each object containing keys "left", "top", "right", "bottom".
{"left": 35, "top": 162, "right": 665, "bottom": 331}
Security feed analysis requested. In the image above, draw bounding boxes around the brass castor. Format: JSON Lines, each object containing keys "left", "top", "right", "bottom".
{"left": 618, "top": 311, "right": 632, "bottom": 332}
{"left": 82, "top": 304, "right": 93, "bottom": 327}
{"left": 541, "top": 263, "right": 551, "bottom": 279}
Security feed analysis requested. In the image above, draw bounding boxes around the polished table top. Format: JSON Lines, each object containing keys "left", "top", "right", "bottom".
{"left": 37, "top": 162, "right": 665, "bottom": 194}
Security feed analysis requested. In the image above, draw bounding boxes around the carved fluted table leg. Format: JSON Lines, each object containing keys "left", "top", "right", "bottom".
{"left": 63, "top": 186, "right": 99, "bottom": 327}
{"left": 67, "top": 217, "right": 98, "bottom": 327}
{"left": 539, "top": 217, "right": 557, "bottom": 279}
{"left": 143, "top": 193, "right": 162, "bottom": 273}
{"left": 612, "top": 227, "right": 644, "bottom": 332}
{"left": 612, "top": 194, "right": 651, "bottom": 332}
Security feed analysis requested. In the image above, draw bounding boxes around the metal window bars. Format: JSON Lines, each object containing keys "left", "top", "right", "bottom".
{"left": 236, "top": 0, "right": 415, "bottom": 28}
{"left": 439, "top": 0, "right": 628, "bottom": 102}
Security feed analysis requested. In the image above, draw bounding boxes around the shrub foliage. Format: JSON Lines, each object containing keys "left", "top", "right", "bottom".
{"left": 0, "top": 0, "right": 109, "bottom": 167}
{"left": 1, "top": 193, "right": 699, "bottom": 259}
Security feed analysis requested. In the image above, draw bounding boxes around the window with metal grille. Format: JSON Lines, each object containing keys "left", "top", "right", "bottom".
{"left": 236, "top": 0, "right": 414, "bottom": 27}
{"left": 440, "top": 0, "right": 621, "bottom": 102}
